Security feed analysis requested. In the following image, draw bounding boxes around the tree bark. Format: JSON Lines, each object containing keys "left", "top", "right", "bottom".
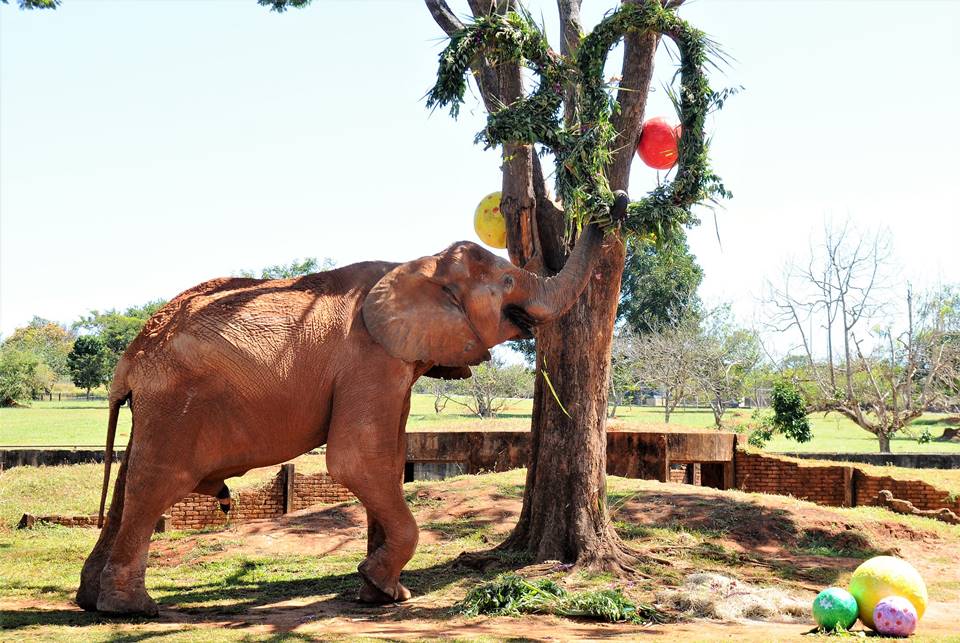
{"left": 878, "top": 433, "right": 891, "bottom": 453}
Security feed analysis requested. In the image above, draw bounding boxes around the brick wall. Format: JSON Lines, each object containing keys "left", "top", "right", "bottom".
{"left": 669, "top": 463, "right": 702, "bottom": 485}
{"left": 292, "top": 472, "right": 354, "bottom": 511}
{"left": 854, "top": 472, "right": 960, "bottom": 514}
{"left": 735, "top": 451, "right": 959, "bottom": 514}
{"left": 735, "top": 451, "right": 852, "bottom": 506}
{"left": 166, "top": 469, "right": 354, "bottom": 530}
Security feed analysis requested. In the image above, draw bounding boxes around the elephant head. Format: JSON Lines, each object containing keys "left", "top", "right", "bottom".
{"left": 362, "top": 194, "right": 628, "bottom": 368}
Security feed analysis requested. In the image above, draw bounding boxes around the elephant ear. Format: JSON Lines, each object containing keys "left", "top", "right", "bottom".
{"left": 362, "top": 256, "right": 491, "bottom": 367}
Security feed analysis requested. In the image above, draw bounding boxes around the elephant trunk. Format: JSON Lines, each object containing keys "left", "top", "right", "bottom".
{"left": 513, "top": 192, "right": 627, "bottom": 326}
{"left": 514, "top": 222, "right": 606, "bottom": 325}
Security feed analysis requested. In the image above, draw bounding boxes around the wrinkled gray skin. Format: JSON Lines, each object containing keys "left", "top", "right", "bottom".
{"left": 76, "top": 222, "right": 606, "bottom": 616}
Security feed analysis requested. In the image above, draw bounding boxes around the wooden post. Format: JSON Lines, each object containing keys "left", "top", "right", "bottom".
{"left": 281, "top": 463, "right": 295, "bottom": 514}
{"left": 845, "top": 467, "right": 856, "bottom": 507}
{"left": 657, "top": 434, "right": 670, "bottom": 483}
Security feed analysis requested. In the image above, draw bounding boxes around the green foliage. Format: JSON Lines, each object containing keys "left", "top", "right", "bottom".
{"left": 1, "top": 0, "right": 60, "bottom": 9}
{"left": 74, "top": 300, "right": 166, "bottom": 374}
{"left": 256, "top": 0, "right": 311, "bottom": 12}
{"left": 427, "top": 2, "right": 730, "bottom": 241}
{"left": 67, "top": 335, "right": 111, "bottom": 396}
{"left": 2, "top": 317, "right": 74, "bottom": 379}
{"left": 0, "top": 346, "right": 55, "bottom": 405}
{"left": 458, "top": 573, "right": 654, "bottom": 624}
{"left": 749, "top": 380, "right": 812, "bottom": 447}
{"left": 238, "top": 256, "right": 335, "bottom": 279}
{"left": 618, "top": 233, "right": 703, "bottom": 334}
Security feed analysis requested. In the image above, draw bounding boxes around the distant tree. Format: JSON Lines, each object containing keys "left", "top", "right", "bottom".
{"left": 695, "top": 307, "right": 762, "bottom": 427}
{"left": 75, "top": 300, "right": 166, "bottom": 374}
{"left": 766, "top": 223, "right": 957, "bottom": 451}
{"left": 238, "top": 257, "right": 335, "bottom": 279}
{"left": 67, "top": 335, "right": 111, "bottom": 399}
{"left": 0, "top": 346, "right": 55, "bottom": 406}
{"left": 746, "top": 380, "right": 812, "bottom": 448}
{"left": 446, "top": 357, "right": 534, "bottom": 419}
{"left": 607, "top": 329, "right": 642, "bottom": 419}
{"left": 632, "top": 315, "right": 703, "bottom": 424}
{"left": 617, "top": 234, "right": 703, "bottom": 335}
{"left": 2, "top": 317, "right": 75, "bottom": 379}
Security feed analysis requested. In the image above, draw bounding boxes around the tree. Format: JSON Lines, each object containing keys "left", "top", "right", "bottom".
{"left": 631, "top": 315, "right": 702, "bottom": 423}
{"left": 75, "top": 300, "right": 167, "bottom": 374}
{"left": 618, "top": 233, "right": 702, "bottom": 334}
{"left": 238, "top": 256, "right": 335, "bottom": 279}
{"left": 695, "top": 307, "right": 761, "bottom": 427}
{"left": 607, "top": 329, "right": 642, "bottom": 419}
{"left": 765, "top": 223, "right": 958, "bottom": 451}
{"left": 422, "top": 0, "right": 727, "bottom": 571}
{"left": 0, "top": 346, "right": 55, "bottom": 406}
{"left": 67, "top": 335, "right": 111, "bottom": 399}
{"left": 445, "top": 357, "right": 534, "bottom": 419}
{"left": 2, "top": 317, "right": 75, "bottom": 380}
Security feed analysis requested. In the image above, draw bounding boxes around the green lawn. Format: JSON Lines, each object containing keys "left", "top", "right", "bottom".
{"left": 2, "top": 395, "right": 958, "bottom": 455}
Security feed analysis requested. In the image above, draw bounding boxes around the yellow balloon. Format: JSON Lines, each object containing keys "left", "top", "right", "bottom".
{"left": 473, "top": 191, "right": 507, "bottom": 249}
{"left": 849, "top": 556, "right": 927, "bottom": 630}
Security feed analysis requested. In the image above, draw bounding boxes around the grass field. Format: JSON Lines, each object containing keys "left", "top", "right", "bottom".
{"left": 3, "top": 470, "right": 960, "bottom": 640}
{"left": 2, "top": 395, "right": 957, "bottom": 454}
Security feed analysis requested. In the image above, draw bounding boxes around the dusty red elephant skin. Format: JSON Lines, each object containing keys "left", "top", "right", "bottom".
{"left": 75, "top": 224, "right": 606, "bottom": 616}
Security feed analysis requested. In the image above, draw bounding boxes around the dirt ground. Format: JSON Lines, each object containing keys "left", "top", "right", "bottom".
{"left": 4, "top": 476, "right": 960, "bottom": 641}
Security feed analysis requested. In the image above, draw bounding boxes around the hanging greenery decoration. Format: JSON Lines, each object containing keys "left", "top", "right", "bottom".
{"left": 427, "top": 1, "right": 732, "bottom": 243}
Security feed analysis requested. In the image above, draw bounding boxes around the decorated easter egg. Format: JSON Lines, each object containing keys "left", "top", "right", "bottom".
{"left": 849, "top": 556, "right": 927, "bottom": 630}
{"left": 812, "top": 587, "right": 859, "bottom": 631}
{"left": 473, "top": 191, "right": 507, "bottom": 249}
{"left": 873, "top": 595, "right": 918, "bottom": 637}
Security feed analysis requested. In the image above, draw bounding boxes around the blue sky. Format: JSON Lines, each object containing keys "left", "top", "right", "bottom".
{"left": 2, "top": 0, "right": 958, "bottom": 340}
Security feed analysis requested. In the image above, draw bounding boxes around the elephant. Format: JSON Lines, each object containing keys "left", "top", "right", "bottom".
{"left": 76, "top": 197, "right": 625, "bottom": 616}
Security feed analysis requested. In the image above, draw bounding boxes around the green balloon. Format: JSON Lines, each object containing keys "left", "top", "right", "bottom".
{"left": 813, "top": 587, "right": 859, "bottom": 631}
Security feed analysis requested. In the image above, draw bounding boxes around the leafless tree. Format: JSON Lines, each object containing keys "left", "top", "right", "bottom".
{"left": 765, "top": 223, "right": 957, "bottom": 451}
{"left": 445, "top": 357, "right": 534, "bottom": 419}
{"left": 631, "top": 315, "right": 702, "bottom": 423}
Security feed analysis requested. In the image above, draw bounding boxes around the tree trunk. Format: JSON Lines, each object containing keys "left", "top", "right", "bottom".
{"left": 86, "top": 387, "right": 91, "bottom": 401}
{"left": 502, "top": 239, "right": 631, "bottom": 569}
{"left": 878, "top": 433, "right": 891, "bottom": 453}
{"left": 664, "top": 389, "right": 671, "bottom": 424}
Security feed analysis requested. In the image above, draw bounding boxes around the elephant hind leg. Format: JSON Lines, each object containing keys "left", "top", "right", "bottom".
{"left": 77, "top": 461, "right": 129, "bottom": 611}
{"left": 96, "top": 457, "right": 196, "bottom": 616}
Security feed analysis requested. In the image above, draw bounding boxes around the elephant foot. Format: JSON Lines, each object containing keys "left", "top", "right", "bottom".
{"left": 357, "top": 578, "right": 412, "bottom": 604}
{"left": 75, "top": 580, "right": 100, "bottom": 612}
{"left": 357, "top": 560, "right": 411, "bottom": 604}
{"left": 96, "top": 566, "right": 159, "bottom": 616}
{"left": 96, "top": 588, "right": 159, "bottom": 616}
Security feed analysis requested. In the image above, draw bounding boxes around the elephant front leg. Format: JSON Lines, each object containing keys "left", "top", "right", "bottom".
{"left": 326, "top": 381, "right": 417, "bottom": 603}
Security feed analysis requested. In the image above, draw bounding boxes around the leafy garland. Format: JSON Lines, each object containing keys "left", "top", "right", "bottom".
{"left": 426, "top": 1, "right": 731, "bottom": 242}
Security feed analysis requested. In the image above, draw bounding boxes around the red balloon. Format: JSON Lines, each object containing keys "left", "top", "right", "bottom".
{"left": 637, "top": 117, "right": 680, "bottom": 170}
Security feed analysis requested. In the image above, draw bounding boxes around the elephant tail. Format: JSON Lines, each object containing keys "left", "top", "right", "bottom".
{"left": 98, "top": 375, "right": 132, "bottom": 528}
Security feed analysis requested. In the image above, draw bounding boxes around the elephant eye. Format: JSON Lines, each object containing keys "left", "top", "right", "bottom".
{"left": 502, "top": 275, "right": 515, "bottom": 292}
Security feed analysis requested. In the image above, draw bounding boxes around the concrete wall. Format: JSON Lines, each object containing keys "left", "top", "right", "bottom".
{"left": 776, "top": 452, "right": 960, "bottom": 470}
{"left": 1, "top": 449, "right": 124, "bottom": 469}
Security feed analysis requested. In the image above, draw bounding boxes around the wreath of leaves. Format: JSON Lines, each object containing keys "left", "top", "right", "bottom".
{"left": 426, "top": 1, "right": 731, "bottom": 243}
